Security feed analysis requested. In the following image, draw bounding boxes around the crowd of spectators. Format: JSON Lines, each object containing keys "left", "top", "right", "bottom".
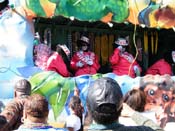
{"left": 2, "top": 76, "right": 174, "bottom": 131}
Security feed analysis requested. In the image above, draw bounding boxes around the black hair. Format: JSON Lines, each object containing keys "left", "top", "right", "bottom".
{"left": 56, "top": 45, "right": 72, "bottom": 74}
{"left": 0, "top": 0, "right": 9, "bottom": 11}
{"left": 112, "top": 42, "right": 129, "bottom": 52}
{"left": 77, "top": 34, "right": 89, "bottom": 50}
{"left": 69, "top": 96, "right": 84, "bottom": 131}
{"left": 91, "top": 104, "right": 121, "bottom": 124}
{"left": 164, "top": 51, "right": 174, "bottom": 64}
{"left": 0, "top": 115, "right": 7, "bottom": 129}
{"left": 113, "top": 43, "right": 120, "bottom": 49}
{"left": 69, "top": 96, "right": 83, "bottom": 118}
{"left": 86, "top": 98, "right": 121, "bottom": 125}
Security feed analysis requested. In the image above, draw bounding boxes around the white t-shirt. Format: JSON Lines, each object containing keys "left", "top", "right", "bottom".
{"left": 141, "top": 111, "right": 157, "bottom": 124}
{"left": 66, "top": 114, "right": 81, "bottom": 131}
{"left": 164, "top": 122, "right": 175, "bottom": 131}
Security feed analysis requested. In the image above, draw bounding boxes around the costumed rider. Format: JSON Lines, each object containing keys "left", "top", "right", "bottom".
{"left": 109, "top": 37, "right": 142, "bottom": 78}
{"left": 70, "top": 35, "right": 100, "bottom": 76}
{"left": 146, "top": 50, "right": 175, "bottom": 75}
{"left": 46, "top": 44, "right": 71, "bottom": 77}
{"left": 34, "top": 31, "right": 52, "bottom": 70}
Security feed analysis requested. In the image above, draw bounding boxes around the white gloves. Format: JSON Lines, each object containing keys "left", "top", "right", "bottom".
{"left": 118, "top": 45, "right": 126, "bottom": 53}
{"left": 76, "top": 61, "right": 84, "bottom": 67}
{"left": 87, "top": 60, "right": 93, "bottom": 65}
{"left": 133, "top": 65, "right": 140, "bottom": 76}
{"left": 117, "top": 45, "right": 123, "bottom": 51}
{"left": 76, "top": 60, "right": 93, "bottom": 67}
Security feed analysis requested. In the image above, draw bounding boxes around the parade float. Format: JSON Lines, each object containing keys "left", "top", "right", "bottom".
{"left": 0, "top": 0, "right": 175, "bottom": 128}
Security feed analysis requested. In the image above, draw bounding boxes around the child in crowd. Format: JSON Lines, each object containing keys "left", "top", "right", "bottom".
{"left": 66, "top": 96, "right": 84, "bottom": 131}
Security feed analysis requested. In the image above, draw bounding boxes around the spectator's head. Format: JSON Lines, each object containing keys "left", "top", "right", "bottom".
{"left": 23, "top": 94, "right": 49, "bottom": 123}
{"left": 0, "top": 115, "right": 7, "bottom": 129}
{"left": 123, "top": 89, "right": 146, "bottom": 112}
{"left": 77, "top": 35, "right": 90, "bottom": 51}
{"left": 14, "top": 79, "right": 31, "bottom": 98}
{"left": 87, "top": 77, "right": 123, "bottom": 124}
{"left": 69, "top": 96, "right": 83, "bottom": 118}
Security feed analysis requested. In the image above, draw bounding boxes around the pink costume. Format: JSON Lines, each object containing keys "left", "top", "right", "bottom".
{"left": 110, "top": 48, "right": 141, "bottom": 78}
{"left": 70, "top": 51, "right": 100, "bottom": 76}
{"left": 34, "top": 43, "right": 51, "bottom": 70}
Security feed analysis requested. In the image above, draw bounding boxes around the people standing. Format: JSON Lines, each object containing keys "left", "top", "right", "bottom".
{"left": 70, "top": 35, "right": 100, "bottom": 76}
{"left": 17, "top": 94, "right": 55, "bottom": 130}
{"left": 0, "top": 79, "right": 31, "bottom": 130}
{"left": 120, "top": 89, "right": 157, "bottom": 126}
{"left": 86, "top": 77, "right": 163, "bottom": 131}
{"left": 109, "top": 37, "right": 142, "bottom": 78}
{"left": 66, "top": 96, "right": 84, "bottom": 131}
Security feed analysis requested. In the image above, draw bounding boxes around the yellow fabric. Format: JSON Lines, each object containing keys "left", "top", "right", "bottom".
{"left": 94, "top": 35, "right": 101, "bottom": 60}
{"left": 101, "top": 34, "right": 109, "bottom": 65}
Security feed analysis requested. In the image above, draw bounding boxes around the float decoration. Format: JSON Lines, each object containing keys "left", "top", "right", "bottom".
{"left": 1, "top": 0, "right": 175, "bottom": 129}
{"left": 29, "top": 71, "right": 175, "bottom": 129}
{"left": 23, "top": 0, "right": 175, "bottom": 29}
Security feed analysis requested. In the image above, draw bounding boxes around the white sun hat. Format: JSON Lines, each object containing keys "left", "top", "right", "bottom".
{"left": 115, "top": 38, "right": 128, "bottom": 46}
